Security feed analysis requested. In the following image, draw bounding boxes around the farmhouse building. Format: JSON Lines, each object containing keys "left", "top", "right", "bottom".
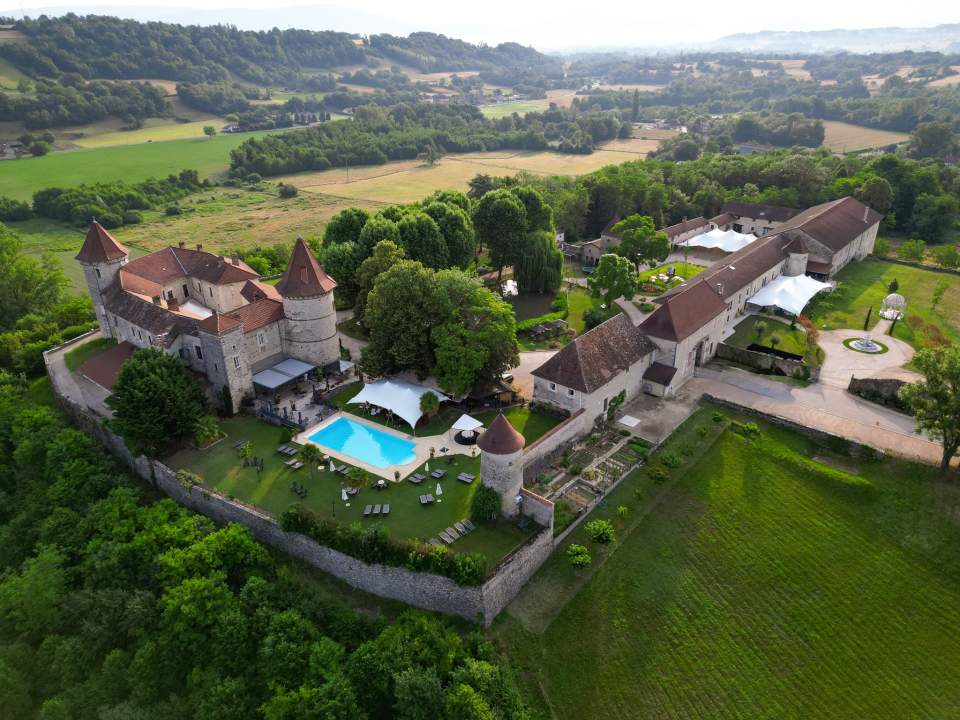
{"left": 76, "top": 222, "right": 340, "bottom": 411}
{"left": 533, "top": 196, "right": 881, "bottom": 419}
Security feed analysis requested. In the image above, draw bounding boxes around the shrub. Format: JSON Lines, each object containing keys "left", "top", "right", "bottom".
{"left": 712, "top": 410, "right": 725, "bottom": 422}
{"left": 175, "top": 469, "right": 202, "bottom": 490}
{"left": 98, "top": 212, "right": 123, "bottom": 229}
{"left": 874, "top": 237, "right": 891, "bottom": 257}
{"left": 569, "top": 464, "right": 584, "bottom": 477}
{"left": 244, "top": 173, "right": 263, "bottom": 184}
{"left": 897, "top": 238, "right": 926, "bottom": 262}
{"left": 193, "top": 415, "right": 221, "bottom": 447}
{"left": 582, "top": 307, "right": 607, "bottom": 330}
{"left": 640, "top": 302, "right": 655, "bottom": 312}
{"left": 278, "top": 182, "right": 299, "bottom": 198}
{"left": 566, "top": 543, "right": 592, "bottom": 567}
{"left": 697, "top": 426, "right": 709, "bottom": 439}
{"left": 122, "top": 210, "right": 143, "bottom": 224}
{"left": 165, "top": 205, "right": 183, "bottom": 216}
{"left": 660, "top": 452, "right": 682, "bottom": 469}
{"left": 584, "top": 519, "right": 615, "bottom": 544}
{"left": 616, "top": 505, "right": 628, "bottom": 519}
{"left": 0, "top": 196, "right": 31, "bottom": 221}
{"left": 647, "top": 466, "right": 669, "bottom": 484}
{"left": 732, "top": 420, "right": 761, "bottom": 438}
{"left": 554, "top": 500, "right": 576, "bottom": 533}
{"left": 452, "top": 553, "right": 487, "bottom": 585}
{"left": 470, "top": 485, "right": 501, "bottom": 522}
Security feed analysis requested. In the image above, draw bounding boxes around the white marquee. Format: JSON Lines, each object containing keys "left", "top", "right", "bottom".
{"left": 348, "top": 379, "right": 450, "bottom": 429}
{"left": 747, "top": 274, "right": 831, "bottom": 316}
{"left": 683, "top": 228, "right": 757, "bottom": 253}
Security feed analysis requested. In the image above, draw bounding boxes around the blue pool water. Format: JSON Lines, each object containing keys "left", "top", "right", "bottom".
{"left": 308, "top": 417, "right": 416, "bottom": 469}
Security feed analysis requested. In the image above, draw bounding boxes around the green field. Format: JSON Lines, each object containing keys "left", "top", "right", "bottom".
{"left": 166, "top": 415, "right": 534, "bottom": 564}
{"left": 0, "top": 131, "right": 280, "bottom": 200}
{"left": 500, "top": 407, "right": 960, "bottom": 719}
{"left": 806, "top": 257, "right": 960, "bottom": 348}
{"left": 0, "top": 57, "right": 28, "bottom": 89}
{"left": 727, "top": 314, "right": 808, "bottom": 355}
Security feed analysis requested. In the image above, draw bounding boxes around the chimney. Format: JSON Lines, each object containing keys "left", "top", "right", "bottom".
{"left": 231, "top": 255, "right": 239, "bottom": 266}
{"left": 178, "top": 240, "right": 185, "bottom": 249}
{"left": 196, "top": 243, "right": 202, "bottom": 251}
{"left": 716, "top": 282, "right": 724, "bottom": 296}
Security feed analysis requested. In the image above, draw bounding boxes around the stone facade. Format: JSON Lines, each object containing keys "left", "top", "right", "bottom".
{"left": 281, "top": 293, "right": 339, "bottom": 367}
{"left": 199, "top": 323, "right": 253, "bottom": 412}
{"left": 80, "top": 255, "right": 127, "bottom": 336}
{"left": 481, "top": 448, "right": 525, "bottom": 516}
{"left": 715, "top": 342, "right": 817, "bottom": 381}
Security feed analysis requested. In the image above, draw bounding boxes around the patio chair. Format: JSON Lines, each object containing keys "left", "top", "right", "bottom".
{"left": 291, "top": 462, "right": 304, "bottom": 470}
{"left": 425, "top": 493, "right": 434, "bottom": 503}
{"left": 372, "top": 504, "right": 381, "bottom": 515}
{"left": 428, "top": 538, "right": 441, "bottom": 546}
{"left": 438, "top": 531, "right": 453, "bottom": 544}
{"left": 337, "top": 465, "right": 349, "bottom": 474}
{"left": 363, "top": 505, "right": 372, "bottom": 516}
{"left": 277, "top": 445, "right": 289, "bottom": 454}
{"left": 382, "top": 504, "right": 390, "bottom": 515}
{"left": 410, "top": 473, "right": 424, "bottom": 484}
{"left": 445, "top": 526, "right": 459, "bottom": 540}
{"left": 286, "top": 447, "right": 299, "bottom": 456}
{"left": 462, "top": 519, "right": 476, "bottom": 532}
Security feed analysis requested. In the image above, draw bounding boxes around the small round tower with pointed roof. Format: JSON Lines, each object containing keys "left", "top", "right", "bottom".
{"left": 477, "top": 414, "right": 526, "bottom": 517}
{"left": 276, "top": 237, "right": 339, "bottom": 367}
{"left": 76, "top": 221, "right": 129, "bottom": 337}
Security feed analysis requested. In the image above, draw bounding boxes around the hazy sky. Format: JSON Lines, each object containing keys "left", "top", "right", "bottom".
{"left": 5, "top": 0, "right": 957, "bottom": 48}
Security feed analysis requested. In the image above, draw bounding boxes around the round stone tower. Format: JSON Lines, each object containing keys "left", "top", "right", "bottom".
{"left": 75, "top": 221, "right": 129, "bottom": 337}
{"left": 276, "top": 237, "right": 339, "bottom": 367}
{"left": 477, "top": 414, "right": 526, "bottom": 517}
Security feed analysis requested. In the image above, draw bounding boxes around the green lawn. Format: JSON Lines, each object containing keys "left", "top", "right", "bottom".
{"left": 0, "top": 131, "right": 282, "bottom": 200}
{"left": 499, "top": 406, "right": 960, "bottom": 719}
{"left": 806, "top": 257, "right": 960, "bottom": 349}
{"left": 727, "top": 314, "right": 808, "bottom": 355}
{"left": 330, "top": 384, "right": 561, "bottom": 443}
{"left": 166, "top": 415, "right": 534, "bottom": 565}
{"left": 638, "top": 261, "right": 704, "bottom": 284}
{"left": 517, "top": 286, "right": 619, "bottom": 351}
{"left": 64, "top": 337, "right": 116, "bottom": 371}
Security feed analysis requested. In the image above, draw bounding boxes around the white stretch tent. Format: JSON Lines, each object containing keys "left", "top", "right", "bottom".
{"left": 683, "top": 228, "right": 757, "bottom": 253}
{"left": 348, "top": 379, "right": 450, "bottom": 429}
{"left": 747, "top": 274, "right": 831, "bottom": 316}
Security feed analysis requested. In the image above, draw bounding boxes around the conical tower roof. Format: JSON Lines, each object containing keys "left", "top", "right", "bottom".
{"left": 477, "top": 413, "right": 525, "bottom": 455}
{"left": 276, "top": 237, "right": 337, "bottom": 298}
{"left": 75, "top": 221, "right": 129, "bottom": 264}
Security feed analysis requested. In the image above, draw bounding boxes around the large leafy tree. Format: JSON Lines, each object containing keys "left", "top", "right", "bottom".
{"left": 357, "top": 215, "right": 400, "bottom": 253}
{"left": 471, "top": 190, "right": 527, "bottom": 283}
{"left": 611, "top": 214, "right": 671, "bottom": 272}
{"left": 320, "top": 241, "right": 363, "bottom": 301}
{"left": 0, "top": 224, "right": 68, "bottom": 331}
{"left": 899, "top": 346, "right": 960, "bottom": 472}
{"left": 398, "top": 211, "right": 447, "bottom": 269}
{"left": 515, "top": 230, "right": 563, "bottom": 294}
{"left": 106, "top": 348, "right": 208, "bottom": 456}
{"left": 423, "top": 201, "right": 476, "bottom": 269}
{"left": 588, "top": 253, "right": 638, "bottom": 308}
{"left": 323, "top": 207, "right": 370, "bottom": 246}
{"left": 354, "top": 240, "right": 406, "bottom": 322}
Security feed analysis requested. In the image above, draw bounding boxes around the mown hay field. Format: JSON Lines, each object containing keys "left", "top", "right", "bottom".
{"left": 821, "top": 120, "right": 909, "bottom": 152}
{"left": 479, "top": 90, "right": 578, "bottom": 119}
{"left": 499, "top": 408, "right": 960, "bottom": 719}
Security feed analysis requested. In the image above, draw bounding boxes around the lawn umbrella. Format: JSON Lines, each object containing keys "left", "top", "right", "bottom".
{"left": 341, "top": 488, "right": 348, "bottom": 502}
{"left": 436, "top": 482, "right": 443, "bottom": 496}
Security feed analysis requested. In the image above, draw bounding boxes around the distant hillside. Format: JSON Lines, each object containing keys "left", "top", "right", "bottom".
{"left": 0, "top": 14, "right": 559, "bottom": 86}
{"left": 709, "top": 24, "right": 960, "bottom": 53}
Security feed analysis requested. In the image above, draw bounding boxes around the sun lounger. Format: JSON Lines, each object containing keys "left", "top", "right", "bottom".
{"left": 363, "top": 504, "right": 372, "bottom": 516}
{"left": 439, "top": 531, "right": 454, "bottom": 544}
{"left": 454, "top": 521, "right": 467, "bottom": 535}
{"left": 277, "top": 445, "right": 290, "bottom": 454}
{"left": 290, "top": 461, "right": 304, "bottom": 470}
{"left": 382, "top": 504, "right": 390, "bottom": 515}
{"left": 431, "top": 469, "right": 446, "bottom": 479}
{"left": 346, "top": 487, "right": 359, "bottom": 496}
{"left": 337, "top": 465, "right": 348, "bottom": 474}
{"left": 232, "top": 438, "right": 248, "bottom": 449}
{"left": 428, "top": 538, "right": 441, "bottom": 546}
{"left": 409, "top": 473, "right": 424, "bottom": 484}
{"left": 283, "top": 459, "right": 295, "bottom": 467}
{"left": 285, "top": 447, "right": 299, "bottom": 456}
{"left": 457, "top": 473, "right": 474, "bottom": 484}
{"left": 462, "top": 519, "right": 476, "bottom": 532}
{"left": 425, "top": 493, "right": 434, "bottom": 503}
{"left": 444, "top": 526, "right": 459, "bottom": 540}
{"left": 373, "top": 504, "right": 381, "bottom": 515}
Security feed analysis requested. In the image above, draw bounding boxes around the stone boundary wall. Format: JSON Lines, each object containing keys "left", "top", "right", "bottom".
{"left": 702, "top": 393, "right": 887, "bottom": 461}
{"left": 44, "top": 348, "right": 553, "bottom": 626}
{"left": 879, "top": 256, "right": 960, "bottom": 277}
{"left": 522, "top": 408, "right": 590, "bottom": 481}
{"left": 520, "top": 487, "right": 554, "bottom": 527}
{"left": 715, "top": 342, "right": 818, "bottom": 382}
{"left": 848, "top": 376, "right": 910, "bottom": 413}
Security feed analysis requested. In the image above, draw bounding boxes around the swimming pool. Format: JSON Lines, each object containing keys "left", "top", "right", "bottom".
{"left": 308, "top": 417, "right": 417, "bottom": 469}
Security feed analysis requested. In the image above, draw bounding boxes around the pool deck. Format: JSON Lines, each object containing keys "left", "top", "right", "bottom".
{"left": 295, "top": 411, "right": 475, "bottom": 481}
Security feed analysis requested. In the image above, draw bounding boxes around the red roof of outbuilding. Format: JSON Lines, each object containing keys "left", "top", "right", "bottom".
{"left": 198, "top": 311, "right": 242, "bottom": 334}
{"left": 276, "top": 237, "right": 337, "bottom": 298}
{"left": 75, "top": 222, "right": 129, "bottom": 263}
{"left": 477, "top": 413, "right": 525, "bottom": 455}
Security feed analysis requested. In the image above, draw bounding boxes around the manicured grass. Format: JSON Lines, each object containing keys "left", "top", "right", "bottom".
{"left": 64, "top": 337, "right": 116, "bottom": 371}
{"left": 336, "top": 317, "right": 369, "bottom": 341}
{"left": 72, "top": 118, "right": 225, "bottom": 148}
{"left": 805, "top": 257, "right": 960, "bottom": 349}
{"left": 727, "top": 314, "right": 808, "bottom": 355}
{"left": 0, "top": 131, "right": 282, "bottom": 200}
{"left": 638, "top": 261, "right": 704, "bottom": 284}
{"left": 500, "top": 407, "right": 960, "bottom": 718}
{"left": 166, "top": 415, "right": 534, "bottom": 564}
{"left": 330, "top": 384, "right": 561, "bottom": 443}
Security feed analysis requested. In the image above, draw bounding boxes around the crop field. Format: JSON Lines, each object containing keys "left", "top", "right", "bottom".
{"left": 927, "top": 67, "right": 960, "bottom": 87}
{"left": 593, "top": 83, "right": 664, "bottom": 93}
{"left": 821, "top": 121, "right": 910, "bottom": 152}
{"left": 805, "top": 256, "right": 960, "bottom": 349}
{"left": 499, "top": 408, "right": 960, "bottom": 719}
{"left": 777, "top": 59, "right": 813, "bottom": 80}
{"left": 70, "top": 117, "right": 225, "bottom": 148}
{"left": 287, "top": 141, "right": 660, "bottom": 205}
{"left": 0, "top": 131, "right": 282, "bottom": 200}
{"left": 480, "top": 90, "right": 578, "bottom": 119}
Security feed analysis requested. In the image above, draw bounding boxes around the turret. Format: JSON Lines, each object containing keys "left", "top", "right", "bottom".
{"left": 276, "top": 237, "right": 339, "bottom": 367}
{"left": 76, "top": 221, "right": 129, "bottom": 336}
{"left": 477, "top": 414, "right": 526, "bottom": 517}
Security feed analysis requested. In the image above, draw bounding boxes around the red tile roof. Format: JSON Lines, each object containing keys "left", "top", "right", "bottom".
{"left": 276, "top": 238, "right": 337, "bottom": 298}
{"left": 224, "top": 298, "right": 284, "bottom": 333}
{"left": 198, "top": 311, "right": 242, "bottom": 334}
{"left": 772, "top": 197, "right": 882, "bottom": 253}
{"left": 477, "top": 413, "right": 525, "bottom": 455}
{"left": 663, "top": 217, "right": 709, "bottom": 238}
{"left": 640, "top": 279, "right": 727, "bottom": 342}
{"left": 241, "top": 279, "right": 281, "bottom": 303}
{"left": 78, "top": 340, "right": 136, "bottom": 390}
{"left": 721, "top": 202, "right": 802, "bottom": 223}
{"left": 75, "top": 222, "right": 129, "bottom": 263}
{"left": 122, "top": 247, "right": 258, "bottom": 287}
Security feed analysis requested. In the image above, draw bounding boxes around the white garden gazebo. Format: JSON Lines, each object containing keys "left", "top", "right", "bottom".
{"left": 880, "top": 292, "right": 906, "bottom": 320}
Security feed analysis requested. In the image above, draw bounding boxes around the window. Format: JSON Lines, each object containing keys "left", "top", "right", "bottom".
{"left": 167, "top": 290, "right": 174, "bottom": 301}
{"left": 95, "top": 268, "right": 101, "bottom": 278}
{"left": 182, "top": 283, "right": 188, "bottom": 298}
{"left": 257, "top": 332, "right": 266, "bottom": 349}
{"left": 733, "top": 223, "right": 743, "bottom": 233}
{"left": 214, "top": 363, "right": 218, "bottom": 371}
{"left": 567, "top": 388, "right": 575, "bottom": 397}
{"left": 603, "top": 397, "right": 609, "bottom": 411}
{"left": 233, "top": 357, "right": 240, "bottom": 370}
{"left": 549, "top": 382, "right": 556, "bottom": 391}
{"left": 194, "top": 346, "right": 203, "bottom": 360}
{"left": 208, "top": 287, "right": 213, "bottom": 297}
{"left": 178, "top": 348, "right": 188, "bottom": 360}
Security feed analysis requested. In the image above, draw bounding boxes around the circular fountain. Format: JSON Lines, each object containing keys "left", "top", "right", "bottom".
{"left": 851, "top": 334, "right": 883, "bottom": 353}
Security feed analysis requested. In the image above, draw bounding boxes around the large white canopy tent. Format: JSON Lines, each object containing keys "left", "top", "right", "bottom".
{"left": 348, "top": 379, "right": 450, "bottom": 429}
{"left": 747, "top": 274, "right": 831, "bottom": 316}
{"left": 451, "top": 413, "right": 483, "bottom": 439}
{"left": 683, "top": 228, "right": 757, "bottom": 253}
